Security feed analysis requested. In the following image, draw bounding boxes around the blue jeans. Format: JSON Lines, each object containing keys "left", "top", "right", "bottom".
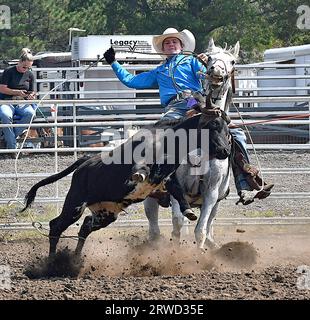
{"left": 229, "top": 127, "right": 248, "bottom": 156}
{"left": 161, "top": 99, "right": 190, "bottom": 120}
{"left": 230, "top": 127, "right": 251, "bottom": 192}
{"left": 0, "top": 104, "right": 37, "bottom": 149}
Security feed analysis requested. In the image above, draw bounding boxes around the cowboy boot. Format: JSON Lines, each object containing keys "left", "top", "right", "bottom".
{"left": 236, "top": 172, "right": 274, "bottom": 205}
{"left": 249, "top": 174, "right": 274, "bottom": 200}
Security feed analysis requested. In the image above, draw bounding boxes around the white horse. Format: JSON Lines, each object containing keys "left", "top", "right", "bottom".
{"left": 146, "top": 38, "right": 239, "bottom": 249}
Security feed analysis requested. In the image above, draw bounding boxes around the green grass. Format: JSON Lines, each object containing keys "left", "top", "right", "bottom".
{"left": 0, "top": 230, "right": 44, "bottom": 242}
{"left": 0, "top": 203, "right": 58, "bottom": 223}
{"left": 0, "top": 203, "right": 29, "bottom": 220}
{"left": 242, "top": 209, "right": 290, "bottom": 218}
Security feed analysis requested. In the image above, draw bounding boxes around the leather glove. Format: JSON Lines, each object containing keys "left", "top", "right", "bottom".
{"left": 104, "top": 47, "right": 116, "bottom": 64}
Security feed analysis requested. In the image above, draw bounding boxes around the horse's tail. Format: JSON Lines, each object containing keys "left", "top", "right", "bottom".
{"left": 20, "top": 155, "right": 91, "bottom": 212}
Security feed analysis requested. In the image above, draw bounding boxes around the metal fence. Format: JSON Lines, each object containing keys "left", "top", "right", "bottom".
{"left": 0, "top": 62, "right": 310, "bottom": 229}
{"left": 1, "top": 96, "right": 309, "bottom": 154}
{"left": 0, "top": 96, "right": 309, "bottom": 206}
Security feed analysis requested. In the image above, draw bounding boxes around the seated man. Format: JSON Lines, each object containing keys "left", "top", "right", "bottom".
{"left": 0, "top": 48, "right": 37, "bottom": 151}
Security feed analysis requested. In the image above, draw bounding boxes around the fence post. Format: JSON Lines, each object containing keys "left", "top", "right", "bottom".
{"left": 73, "top": 102, "right": 77, "bottom": 160}
{"left": 309, "top": 101, "right": 310, "bottom": 144}
{"left": 54, "top": 103, "right": 60, "bottom": 215}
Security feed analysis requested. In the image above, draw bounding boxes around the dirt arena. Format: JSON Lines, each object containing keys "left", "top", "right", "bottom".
{"left": 0, "top": 223, "right": 310, "bottom": 300}
{"left": 0, "top": 151, "right": 309, "bottom": 300}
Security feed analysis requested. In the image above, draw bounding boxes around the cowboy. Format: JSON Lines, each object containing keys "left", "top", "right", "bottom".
{"left": 103, "top": 28, "right": 273, "bottom": 206}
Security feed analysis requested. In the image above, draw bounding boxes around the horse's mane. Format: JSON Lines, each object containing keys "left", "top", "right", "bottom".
{"left": 205, "top": 46, "right": 239, "bottom": 61}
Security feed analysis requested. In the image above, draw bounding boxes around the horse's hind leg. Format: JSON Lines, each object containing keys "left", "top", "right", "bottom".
{"left": 204, "top": 203, "right": 219, "bottom": 249}
{"left": 75, "top": 212, "right": 117, "bottom": 256}
{"left": 49, "top": 192, "right": 85, "bottom": 257}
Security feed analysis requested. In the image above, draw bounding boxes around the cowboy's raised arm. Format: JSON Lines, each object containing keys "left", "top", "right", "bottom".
{"left": 103, "top": 47, "right": 158, "bottom": 89}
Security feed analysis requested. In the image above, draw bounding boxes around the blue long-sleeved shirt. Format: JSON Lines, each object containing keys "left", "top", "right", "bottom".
{"left": 111, "top": 54, "right": 205, "bottom": 106}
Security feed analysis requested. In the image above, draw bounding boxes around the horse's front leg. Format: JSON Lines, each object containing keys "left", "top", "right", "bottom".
{"left": 204, "top": 202, "right": 220, "bottom": 249}
{"left": 195, "top": 191, "right": 219, "bottom": 250}
{"left": 144, "top": 196, "right": 161, "bottom": 242}
{"left": 170, "top": 196, "right": 186, "bottom": 244}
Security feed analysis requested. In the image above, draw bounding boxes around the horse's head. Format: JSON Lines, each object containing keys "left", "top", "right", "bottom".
{"left": 199, "top": 38, "right": 239, "bottom": 112}
{"left": 199, "top": 109, "right": 231, "bottom": 160}
{"left": 204, "top": 38, "right": 239, "bottom": 87}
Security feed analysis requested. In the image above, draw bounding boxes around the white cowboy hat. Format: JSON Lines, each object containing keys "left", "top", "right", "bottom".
{"left": 152, "top": 28, "right": 196, "bottom": 56}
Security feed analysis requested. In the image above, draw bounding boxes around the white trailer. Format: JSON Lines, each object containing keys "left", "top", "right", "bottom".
{"left": 258, "top": 44, "right": 310, "bottom": 108}
{"left": 71, "top": 35, "right": 161, "bottom": 109}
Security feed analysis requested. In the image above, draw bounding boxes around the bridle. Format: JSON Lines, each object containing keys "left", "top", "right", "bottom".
{"left": 200, "top": 53, "right": 236, "bottom": 82}
{"left": 195, "top": 51, "right": 236, "bottom": 115}
{"left": 199, "top": 52, "right": 236, "bottom": 98}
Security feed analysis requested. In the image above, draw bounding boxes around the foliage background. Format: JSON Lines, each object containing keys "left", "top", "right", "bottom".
{"left": 0, "top": 0, "right": 309, "bottom": 62}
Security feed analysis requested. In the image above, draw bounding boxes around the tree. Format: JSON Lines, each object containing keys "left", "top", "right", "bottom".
{"left": 0, "top": 0, "right": 309, "bottom": 62}
{"left": 0, "top": 0, "right": 109, "bottom": 60}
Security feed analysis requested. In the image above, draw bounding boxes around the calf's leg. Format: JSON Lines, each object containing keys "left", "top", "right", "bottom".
{"left": 49, "top": 191, "right": 85, "bottom": 257}
{"left": 75, "top": 212, "right": 117, "bottom": 256}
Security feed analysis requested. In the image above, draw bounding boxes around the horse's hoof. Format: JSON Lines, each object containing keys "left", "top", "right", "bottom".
{"left": 171, "top": 234, "right": 181, "bottom": 246}
{"left": 198, "top": 247, "right": 207, "bottom": 254}
{"left": 205, "top": 239, "right": 220, "bottom": 250}
{"left": 148, "top": 234, "right": 161, "bottom": 243}
{"left": 182, "top": 209, "right": 197, "bottom": 221}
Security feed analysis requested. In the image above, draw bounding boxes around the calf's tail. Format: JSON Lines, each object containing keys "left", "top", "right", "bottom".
{"left": 20, "top": 155, "right": 90, "bottom": 212}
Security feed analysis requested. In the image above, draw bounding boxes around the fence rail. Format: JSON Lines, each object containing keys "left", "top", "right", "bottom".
{"left": 1, "top": 64, "right": 310, "bottom": 229}
{"left": 0, "top": 192, "right": 309, "bottom": 206}
{"left": 1, "top": 217, "right": 310, "bottom": 231}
